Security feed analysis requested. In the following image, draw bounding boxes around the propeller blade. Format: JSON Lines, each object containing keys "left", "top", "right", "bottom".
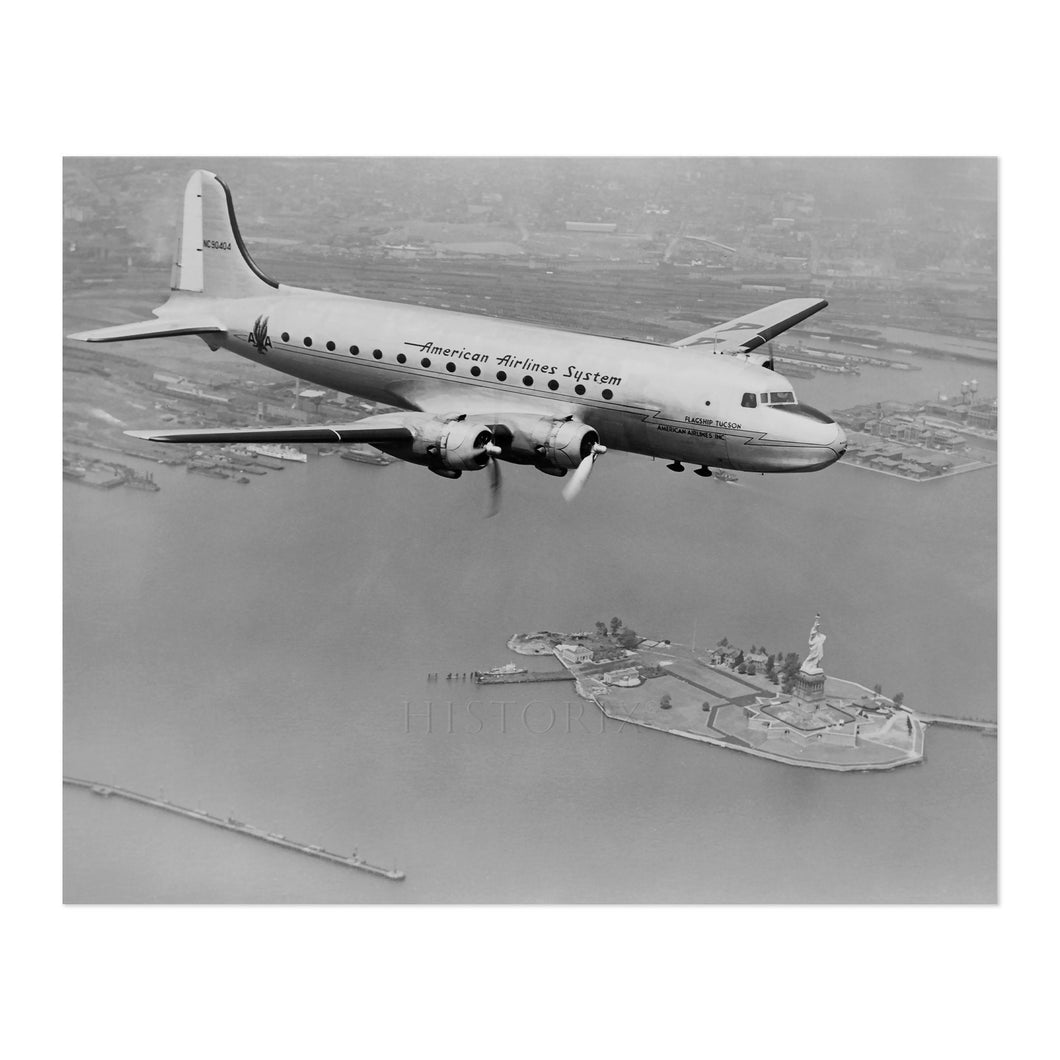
{"left": 484, "top": 442, "right": 502, "bottom": 518}
{"left": 562, "top": 444, "right": 607, "bottom": 502}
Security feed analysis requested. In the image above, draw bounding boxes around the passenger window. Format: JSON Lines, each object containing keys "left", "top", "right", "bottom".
{"left": 770, "top": 391, "right": 795, "bottom": 405}
{"left": 741, "top": 393, "right": 757, "bottom": 408}
{"left": 761, "top": 393, "right": 768, "bottom": 403}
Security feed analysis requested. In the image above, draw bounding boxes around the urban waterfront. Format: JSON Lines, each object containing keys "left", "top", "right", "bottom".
{"left": 63, "top": 355, "right": 996, "bottom": 902}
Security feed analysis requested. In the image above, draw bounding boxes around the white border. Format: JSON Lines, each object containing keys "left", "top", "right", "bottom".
{"left": 15, "top": 0, "right": 1044, "bottom": 1054}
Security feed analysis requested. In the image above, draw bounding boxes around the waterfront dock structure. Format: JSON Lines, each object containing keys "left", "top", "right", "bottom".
{"left": 838, "top": 430, "right": 995, "bottom": 482}
{"left": 776, "top": 343, "right": 921, "bottom": 373}
{"left": 474, "top": 669, "right": 575, "bottom": 685}
{"left": 63, "top": 451, "right": 165, "bottom": 492}
{"left": 63, "top": 776, "right": 405, "bottom": 882}
{"left": 427, "top": 667, "right": 575, "bottom": 684}
{"left": 830, "top": 395, "right": 998, "bottom": 483}
{"left": 911, "top": 710, "right": 997, "bottom": 736}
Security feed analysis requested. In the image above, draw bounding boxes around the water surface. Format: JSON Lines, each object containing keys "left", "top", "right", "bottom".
{"left": 63, "top": 357, "right": 997, "bottom": 902}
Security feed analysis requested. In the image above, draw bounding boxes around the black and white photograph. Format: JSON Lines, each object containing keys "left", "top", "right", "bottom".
{"left": 62, "top": 156, "right": 997, "bottom": 904}
{"left": 29, "top": 5, "right": 1049, "bottom": 1052}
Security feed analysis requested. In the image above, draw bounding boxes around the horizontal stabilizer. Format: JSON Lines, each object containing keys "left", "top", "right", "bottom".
{"left": 68, "top": 319, "right": 225, "bottom": 343}
{"left": 672, "top": 298, "right": 828, "bottom": 353}
{"left": 124, "top": 423, "right": 413, "bottom": 445}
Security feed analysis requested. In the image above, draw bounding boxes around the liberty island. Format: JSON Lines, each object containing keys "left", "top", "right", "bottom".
{"left": 506, "top": 614, "right": 987, "bottom": 771}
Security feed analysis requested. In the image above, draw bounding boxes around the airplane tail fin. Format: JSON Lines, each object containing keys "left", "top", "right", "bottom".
{"left": 169, "top": 170, "right": 279, "bottom": 298}
{"left": 68, "top": 171, "right": 278, "bottom": 344}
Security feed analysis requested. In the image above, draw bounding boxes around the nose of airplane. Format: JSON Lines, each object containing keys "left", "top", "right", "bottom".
{"left": 812, "top": 416, "right": 846, "bottom": 467}
{"left": 760, "top": 404, "right": 847, "bottom": 471}
{"left": 830, "top": 422, "right": 848, "bottom": 461}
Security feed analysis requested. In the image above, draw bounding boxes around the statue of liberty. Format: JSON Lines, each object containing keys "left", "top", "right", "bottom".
{"left": 800, "top": 614, "right": 826, "bottom": 675}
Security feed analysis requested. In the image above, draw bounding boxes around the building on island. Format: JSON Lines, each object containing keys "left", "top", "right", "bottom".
{"left": 601, "top": 666, "right": 643, "bottom": 688}
{"left": 710, "top": 645, "right": 740, "bottom": 666}
{"left": 555, "top": 643, "right": 593, "bottom": 666}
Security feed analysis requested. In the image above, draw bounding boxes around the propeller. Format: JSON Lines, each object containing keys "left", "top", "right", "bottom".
{"left": 562, "top": 443, "right": 607, "bottom": 502}
{"left": 483, "top": 441, "right": 503, "bottom": 518}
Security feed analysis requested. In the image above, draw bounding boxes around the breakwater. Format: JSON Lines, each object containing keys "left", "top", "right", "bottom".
{"left": 63, "top": 776, "right": 405, "bottom": 881}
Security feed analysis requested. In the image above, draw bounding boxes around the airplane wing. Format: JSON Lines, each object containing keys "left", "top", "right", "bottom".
{"left": 125, "top": 421, "right": 414, "bottom": 445}
{"left": 671, "top": 298, "right": 828, "bottom": 353}
{"left": 127, "top": 410, "right": 605, "bottom": 505}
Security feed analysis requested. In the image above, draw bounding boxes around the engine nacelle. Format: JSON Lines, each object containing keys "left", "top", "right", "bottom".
{"left": 731, "top": 350, "right": 773, "bottom": 370}
{"left": 490, "top": 415, "right": 599, "bottom": 470}
{"left": 379, "top": 415, "right": 493, "bottom": 472}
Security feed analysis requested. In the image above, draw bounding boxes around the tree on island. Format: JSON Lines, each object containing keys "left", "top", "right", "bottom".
{"left": 660, "top": 693, "right": 672, "bottom": 710}
{"left": 733, "top": 649, "right": 745, "bottom": 669}
{"left": 610, "top": 617, "right": 623, "bottom": 636}
{"left": 616, "top": 628, "right": 639, "bottom": 649}
{"left": 893, "top": 692, "right": 905, "bottom": 709}
{"left": 595, "top": 621, "right": 608, "bottom": 637}
{"left": 717, "top": 636, "right": 729, "bottom": 648}
{"left": 702, "top": 701, "right": 711, "bottom": 712}
{"left": 745, "top": 661, "right": 757, "bottom": 676}
{"left": 873, "top": 683, "right": 883, "bottom": 698}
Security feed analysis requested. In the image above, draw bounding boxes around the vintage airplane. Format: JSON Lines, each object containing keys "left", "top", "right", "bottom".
{"left": 69, "top": 170, "right": 846, "bottom": 508}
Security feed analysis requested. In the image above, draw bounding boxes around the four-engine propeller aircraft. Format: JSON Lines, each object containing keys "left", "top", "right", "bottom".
{"left": 69, "top": 170, "right": 847, "bottom": 507}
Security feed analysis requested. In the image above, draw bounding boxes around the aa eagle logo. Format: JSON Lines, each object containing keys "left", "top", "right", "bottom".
{"left": 247, "top": 314, "right": 272, "bottom": 354}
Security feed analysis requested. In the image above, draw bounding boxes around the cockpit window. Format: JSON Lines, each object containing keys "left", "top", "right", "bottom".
{"left": 753, "top": 390, "right": 798, "bottom": 407}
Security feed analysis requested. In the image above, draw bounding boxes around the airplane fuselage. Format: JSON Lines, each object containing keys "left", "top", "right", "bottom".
{"left": 192, "top": 286, "right": 846, "bottom": 473}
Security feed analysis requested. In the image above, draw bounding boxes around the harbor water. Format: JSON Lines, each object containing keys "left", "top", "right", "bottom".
{"left": 63, "top": 358, "right": 997, "bottom": 902}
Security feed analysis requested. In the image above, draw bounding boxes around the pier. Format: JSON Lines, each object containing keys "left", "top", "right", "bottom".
{"left": 426, "top": 670, "right": 576, "bottom": 684}
{"left": 473, "top": 670, "right": 575, "bottom": 685}
{"left": 63, "top": 776, "right": 405, "bottom": 881}
{"left": 908, "top": 711, "right": 997, "bottom": 736}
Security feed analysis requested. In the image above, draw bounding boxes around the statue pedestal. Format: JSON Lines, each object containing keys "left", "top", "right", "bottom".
{"left": 793, "top": 670, "right": 826, "bottom": 703}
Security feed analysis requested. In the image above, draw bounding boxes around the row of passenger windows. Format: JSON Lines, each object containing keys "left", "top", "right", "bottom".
{"left": 276, "top": 331, "right": 613, "bottom": 399}
{"left": 741, "top": 390, "right": 797, "bottom": 408}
